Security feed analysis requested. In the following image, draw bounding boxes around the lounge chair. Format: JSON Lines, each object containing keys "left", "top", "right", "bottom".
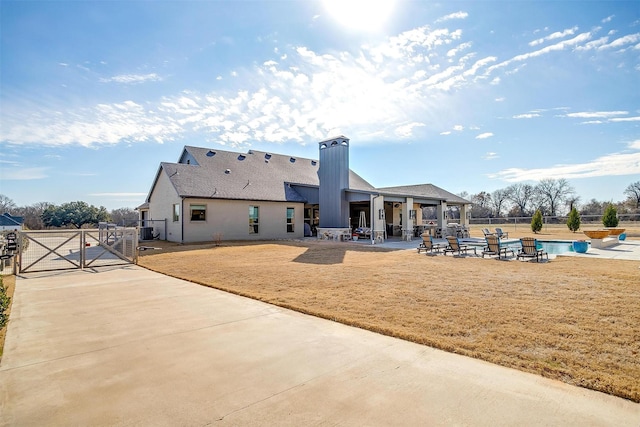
{"left": 482, "top": 235, "right": 515, "bottom": 259}
{"left": 417, "top": 234, "right": 446, "bottom": 254}
{"left": 517, "top": 237, "right": 549, "bottom": 262}
{"left": 482, "top": 228, "right": 496, "bottom": 238}
{"left": 495, "top": 227, "right": 509, "bottom": 239}
{"left": 444, "top": 236, "right": 477, "bottom": 256}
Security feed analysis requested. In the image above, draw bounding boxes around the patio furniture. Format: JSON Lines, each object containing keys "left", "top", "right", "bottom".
{"left": 482, "top": 235, "right": 515, "bottom": 259}
{"left": 444, "top": 236, "right": 477, "bottom": 256}
{"left": 418, "top": 234, "right": 446, "bottom": 254}
{"left": 482, "top": 228, "right": 496, "bottom": 237}
{"left": 517, "top": 237, "right": 549, "bottom": 262}
{"left": 495, "top": 227, "right": 509, "bottom": 239}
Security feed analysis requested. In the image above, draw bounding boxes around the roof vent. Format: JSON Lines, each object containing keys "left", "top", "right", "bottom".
{"left": 225, "top": 169, "right": 231, "bottom": 174}
{"left": 265, "top": 153, "right": 272, "bottom": 160}
{"left": 248, "top": 150, "right": 254, "bottom": 154}
{"left": 238, "top": 154, "right": 246, "bottom": 161}
{"left": 341, "top": 140, "right": 348, "bottom": 146}
{"left": 331, "top": 140, "right": 338, "bottom": 146}
{"left": 289, "top": 157, "right": 296, "bottom": 163}
{"left": 206, "top": 150, "right": 216, "bottom": 157}
{"left": 311, "top": 160, "right": 317, "bottom": 166}
{"left": 320, "top": 143, "right": 327, "bottom": 149}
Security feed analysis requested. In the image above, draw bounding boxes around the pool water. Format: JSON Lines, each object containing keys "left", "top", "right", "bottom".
{"left": 504, "top": 240, "right": 590, "bottom": 255}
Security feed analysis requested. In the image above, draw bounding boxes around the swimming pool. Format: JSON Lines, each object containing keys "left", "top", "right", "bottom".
{"left": 502, "top": 240, "right": 590, "bottom": 255}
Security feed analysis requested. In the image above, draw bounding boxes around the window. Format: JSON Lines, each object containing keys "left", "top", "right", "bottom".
{"left": 249, "top": 206, "right": 259, "bottom": 234}
{"left": 190, "top": 204, "right": 206, "bottom": 221}
{"left": 286, "top": 207, "right": 295, "bottom": 233}
{"left": 173, "top": 204, "right": 180, "bottom": 222}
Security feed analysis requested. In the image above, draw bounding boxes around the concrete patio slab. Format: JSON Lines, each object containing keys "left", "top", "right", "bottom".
{"left": 1, "top": 266, "right": 639, "bottom": 426}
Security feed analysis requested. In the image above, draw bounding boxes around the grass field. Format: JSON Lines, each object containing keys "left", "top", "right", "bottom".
{"left": 137, "top": 224, "right": 640, "bottom": 403}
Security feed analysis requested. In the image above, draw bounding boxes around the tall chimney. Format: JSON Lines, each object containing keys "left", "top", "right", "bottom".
{"left": 318, "top": 136, "right": 350, "bottom": 228}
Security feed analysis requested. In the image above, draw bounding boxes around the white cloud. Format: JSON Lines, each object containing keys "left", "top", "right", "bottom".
{"left": 100, "top": 73, "right": 162, "bottom": 84}
{"left": 598, "top": 33, "right": 640, "bottom": 50}
{"left": 0, "top": 167, "right": 48, "bottom": 180}
{"left": 395, "top": 122, "right": 425, "bottom": 137}
{"left": 602, "top": 15, "right": 615, "bottom": 23}
{"left": 529, "top": 26, "right": 578, "bottom": 47}
{"left": 565, "top": 111, "right": 627, "bottom": 118}
{"left": 483, "top": 152, "right": 499, "bottom": 160}
{"left": 453, "top": 125, "right": 464, "bottom": 131}
{"left": 490, "top": 144, "right": 640, "bottom": 181}
{"left": 440, "top": 131, "right": 451, "bottom": 135}
{"left": 512, "top": 113, "right": 540, "bottom": 119}
{"left": 435, "top": 11, "right": 468, "bottom": 23}
{"left": 476, "top": 132, "right": 493, "bottom": 139}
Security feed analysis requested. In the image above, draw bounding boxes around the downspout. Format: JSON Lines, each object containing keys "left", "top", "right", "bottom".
{"left": 181, "top": 197, "right": 185, "bottom": 244}
{"left": 370, "top": 193, "right": 381, "bottom": 245}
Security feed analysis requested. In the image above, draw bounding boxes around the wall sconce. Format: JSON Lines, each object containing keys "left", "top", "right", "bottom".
{"left": 394, "top": 203, "right": 400, "bottom": 208}
{"left": 379, "top": 209, "right": 385, "bottom": 220}
{"left": 409, "top": 210, "right": 416, "bottom": 219}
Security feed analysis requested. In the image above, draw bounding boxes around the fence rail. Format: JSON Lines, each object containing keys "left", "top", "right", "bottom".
{"left": 469, "top": 214, "right": 638, "bottom": 231}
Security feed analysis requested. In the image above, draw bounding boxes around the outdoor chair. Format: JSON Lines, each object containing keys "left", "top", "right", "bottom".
{"left": 418, "top": 234, "right": 446, "bottom": 254}
{"left": 482, "top": 235, "right": 515, "bottom": 259}
{"left": 517, "top": 237, "right": 549, "bottom": 262}
{"left": 482, "top": 228, "right": 496, "bottom": 238}
{"left": 444, "top": 236, "right": 477, "bottom": 256}
{"left": 495, "top": 227, "right": 509, "bottom": 239}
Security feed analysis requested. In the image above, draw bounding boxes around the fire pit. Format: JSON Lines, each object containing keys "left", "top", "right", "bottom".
{"left": 606, "top": 228, "right": 626, "bottom": 236}
{"left": 583, "top": 230, "right": 611, "bottom": 239}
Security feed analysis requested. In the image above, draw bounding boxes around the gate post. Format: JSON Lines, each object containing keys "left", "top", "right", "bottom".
{"left": 80, "top": 230, "right": 85, "bottom": 269}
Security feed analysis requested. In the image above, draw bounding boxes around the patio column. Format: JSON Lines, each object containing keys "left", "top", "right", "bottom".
{"left": 437, "top": 202, "right": 447, "bottom": 230}
{"left": 402, "top": 198, "right": 414, "bottom": 241}
{"left": 460, "top": 204, "right": 470, "bottom": 226}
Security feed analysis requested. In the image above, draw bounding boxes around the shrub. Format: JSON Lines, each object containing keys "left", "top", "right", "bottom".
{"left": 567, "top": 207, "right": 581, "bottom": 232}
{"left": 0, "top": 276, "right": 10, "bottom": 329}
{"left": 602, "top": 204, "right": 619, "bottom": 227}
{"left": 531, "top": 209, "right": 543, "bottom": 233}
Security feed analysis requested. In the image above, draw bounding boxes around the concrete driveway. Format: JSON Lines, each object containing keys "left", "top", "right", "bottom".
{"left": 1, "top": 266, "right": 639, "bottom": 426}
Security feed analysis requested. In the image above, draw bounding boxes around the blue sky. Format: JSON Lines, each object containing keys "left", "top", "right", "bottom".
{"left": 1, "top": 0, "right": 639, "bottom": 211}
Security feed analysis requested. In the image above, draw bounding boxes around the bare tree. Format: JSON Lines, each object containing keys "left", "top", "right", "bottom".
{"left": 506, "top": 183, "right": 535, "bottom": 216}
{"left": 624, "top": 181, "right": 640, "bottom": 210}
{"left": 535, "top": 178, "right": 575, "bottom": 216}
{"left": 490, "top": 188, "right": 510, "bottom": 218}
{"left": 470, "top": 191, "right": 492, "bottom": 218}
{"left": 15, "top": 202, "right": 52, "bottom": 230}
{"left": 0, "top": 194, "right": 17, "bottom": 213}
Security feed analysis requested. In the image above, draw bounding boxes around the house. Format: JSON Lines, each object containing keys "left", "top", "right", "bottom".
{"left": 0, "top": 213, "right": 24, "bottom": 231}
{"left": 139, "top": 136, "right": 470, "bottom": 243}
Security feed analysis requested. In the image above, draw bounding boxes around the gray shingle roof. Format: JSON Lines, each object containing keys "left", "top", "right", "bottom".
{"left": 0, "top": 213, "right": 23, "bottom": 227}
{"left": 149, "top": 146, "right": 470, "bottom": 205}
{"left": 376, "top": 184, "right": 470, "bottom": 204}
{"left": 157, "top": 146, "right": 375, "bottom": 202}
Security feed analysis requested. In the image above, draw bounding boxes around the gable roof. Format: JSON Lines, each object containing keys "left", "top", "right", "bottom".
{"left": 376, "top": 184, "right": 470, "bottom": 204}
{"left": 0, "top": 213, "right": 23, "bottom": 227}
{"left": 149, "top": 146, "right": 375, "bottom": 203}
{"left": 145, "top": 145, "right": 470, "bottom": 205}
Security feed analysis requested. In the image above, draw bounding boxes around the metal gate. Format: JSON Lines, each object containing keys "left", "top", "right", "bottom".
{"left": 17, "top": 228, "right": 138, "bottom": 273}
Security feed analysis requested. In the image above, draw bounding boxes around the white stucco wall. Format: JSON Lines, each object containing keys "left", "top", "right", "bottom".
{"left": 147, "top": 170, "right": 183, "bottom": 242}
{"left": 182, "top": 199, "right": 305, "bottom": 242}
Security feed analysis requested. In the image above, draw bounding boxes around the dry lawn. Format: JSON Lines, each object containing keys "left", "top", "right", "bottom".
{"left": 138, "top": 224, "right": 640, "bottom": 403}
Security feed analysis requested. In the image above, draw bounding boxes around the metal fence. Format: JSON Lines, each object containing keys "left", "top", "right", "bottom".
{"left": 16, "top": 228, "right": 138, "bottom": 274}
{"left": 469, "top": 214, "right": 638, "bottom": 230}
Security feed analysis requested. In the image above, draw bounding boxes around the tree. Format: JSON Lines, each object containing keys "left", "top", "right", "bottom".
{"left": 490, "top": 188, "right": 511, "bottom": 218}
{"left": 470, "top": 192, "right": 493, "bottom": 218}
{"left": 531, "top": 209, "right": 543, "bottom": 233}
{"left": 506, "top": 183, "right": 535, "bottom": 216}
{"left": 42, "top": 201, "right": 110, "bottom": 229}
{"left": 15, "top": 202, "right": 52, "bottom": 230}
{"left": 566, "top": 207, "right": 581, "bottom": 232}
{"left": 535, "top": 178, "right": 575, "bottom": 216}
{"left": 110, "top": 207, "right": 139, "bottom": 226}
{"left": 624, "top": 181, "right": 640, "bottom": 210}
{"left": 0, "top": 194, "right": 17, "bottom": 213}
{"left": 602, "top": 203, "right": 619, "bottom": 227}
{"left": 580, "top": 199, "right": 604, "bottom": 216}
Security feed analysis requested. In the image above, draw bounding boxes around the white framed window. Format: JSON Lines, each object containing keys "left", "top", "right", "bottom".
{"left": 249, "top": 206, "right": 259, "bottom": 234}
{"left": 190, "top": 204, "right": 206, "bottom": 221}
{"left": 173, "top": 204, "right": 180, "bottom": 222}
{"left": 286, "top": 207, "right": 295, "bottom": 233}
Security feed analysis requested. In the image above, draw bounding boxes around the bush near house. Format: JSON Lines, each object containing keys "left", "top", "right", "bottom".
{"left": 0, "top": 276, "right": 10, "bottom": 328}
{"left": 567, "top": 207, "right": 581, "bottom": 232}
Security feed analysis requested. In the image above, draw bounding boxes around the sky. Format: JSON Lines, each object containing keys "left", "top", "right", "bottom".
{"left": 1, "top": 0, "right": 639, "bottom": 211}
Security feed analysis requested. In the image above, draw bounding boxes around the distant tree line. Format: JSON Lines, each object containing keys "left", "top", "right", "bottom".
{"left": 1, "top": 179, "right": 639, "bottom": 230}
{"left": 462, "top": 179, "right": 640, "bottom": 220}
{"left": 0, "top": 195, "right": 139, "bottom": 230}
